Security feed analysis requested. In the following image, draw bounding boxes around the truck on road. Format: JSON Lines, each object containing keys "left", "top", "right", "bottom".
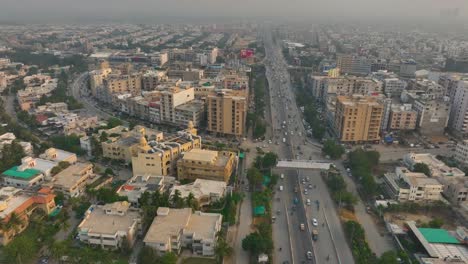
{"left": 282, "top": 137, "right": 286, "bottom": 143}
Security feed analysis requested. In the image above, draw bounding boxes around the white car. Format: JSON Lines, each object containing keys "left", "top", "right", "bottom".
{"left": 312, "top": 218, "right": 318, "bottom": 226}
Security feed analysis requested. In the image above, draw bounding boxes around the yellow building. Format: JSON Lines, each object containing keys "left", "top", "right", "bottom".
{"left": 131, "top": 122, "right": 202, "bottom": 176}
{"left": 177, "top": 149, "right": 236, "bottom": 183}
{"left": 334, "top": 95, "right": 383, "bottom": 143}
{"left": 101, "top": 126, "right": 164, "bottom": 163}
{"left": 207, "top": 92, "right": 247, "bottom": 137}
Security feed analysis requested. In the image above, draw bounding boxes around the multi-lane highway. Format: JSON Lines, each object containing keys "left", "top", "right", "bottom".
{"left": 262, "top": 27, "right": 354, "bottom": 264}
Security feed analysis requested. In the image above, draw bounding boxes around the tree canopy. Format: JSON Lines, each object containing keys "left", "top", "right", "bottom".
{"left": 413, "top": 163, "right": 431, "bottom": 176}
{"left": 322, "top": 139, "right": 345, "bottom": 160}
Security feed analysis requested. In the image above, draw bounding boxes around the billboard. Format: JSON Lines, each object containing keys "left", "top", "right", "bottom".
{"left": 240, "top": 49, "right": 254, "bottom": 59}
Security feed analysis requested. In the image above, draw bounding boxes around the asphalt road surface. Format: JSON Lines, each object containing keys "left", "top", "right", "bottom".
{"left": 262, "top": 27, "right": 354, "bottom": 264}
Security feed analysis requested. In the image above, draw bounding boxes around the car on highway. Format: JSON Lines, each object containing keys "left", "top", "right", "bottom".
{"left": 281, "top": 174, "right": 284, "bottom": 179}
{"left": 312, "top": 218, "right": 318, "bottom": 226}
{"left": 306, "top": 251, "right": 313, "bottom": 260}
{"left": 306, "top": 199, "right": 311, "bottom": 205}
{"left": 304, "top": 190, "right": 308, "bottom": 195}
{"left": 300, "top": 223, "right": 305, "bottom": 231}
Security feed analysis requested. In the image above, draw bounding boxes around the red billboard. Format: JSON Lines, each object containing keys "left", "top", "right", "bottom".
{"left": 240, "top": 48, "right": 254, "bottom": 59}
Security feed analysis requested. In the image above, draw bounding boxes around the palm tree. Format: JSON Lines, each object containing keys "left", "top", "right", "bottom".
{"left": 214, "top": 236, "right": 233, "bottom": 263}
{"left": 185, "top": 192, "right": 197, "bottom": 210}
{"left": 170, "top": 190, "right": 183, "bottom": 208}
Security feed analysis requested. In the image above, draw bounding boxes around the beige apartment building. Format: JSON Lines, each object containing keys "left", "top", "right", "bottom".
{"left": 160, "top": 87, "right": 195, "bottom": 124}
{"left": 383, "top": 167, "right": 443, "bottom": 202}
{"left": 143, "top": 207, "right": 222, "bottom": 256}
{"left": 334, "top": 95, "right": 383, "bottom": 143}
{"left": 131, "top": 124, "right": 202, "bottom": 176}
{"left": 389, "top": 104, "right": 417, "bottom": 130}
{"left": 98, "top": 74, "right": 142, "bottom": 103}
{"left": 101, "top": 126, "right": 164, "bottom": 163}
{"left": 177, "top": 149, "right": 236, "bottom": 183}
{"left": 51, "top": 163, "right": 94, "bottom": 197}
{"left": 77, "top": 202, "right": 141, "bottom": 249}
{"left": 207, "top": 92, "right": 247, "bottom": 137}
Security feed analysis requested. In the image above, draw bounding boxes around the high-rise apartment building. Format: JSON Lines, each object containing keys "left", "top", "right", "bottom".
{"left": 159, "top": 87, "right": 195, "bottom": 124}
{"left": 336, "top": 54, "right": 372, "bottom": 75}
{"left": 207, "top": 92, "right": 247, "bottom": 137}
{"left": 334, "top": 95, "right": 384, "bottom": 143}
{"left": 449, "top": 79, "right": 468, "bottom": 135}
{"left": 389, "top": 104, "right": 418, "bottom": 130}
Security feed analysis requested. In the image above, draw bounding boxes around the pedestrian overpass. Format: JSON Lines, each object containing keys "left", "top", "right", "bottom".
{"left": 276, "top": 160, "right": 332, "bottom": 170}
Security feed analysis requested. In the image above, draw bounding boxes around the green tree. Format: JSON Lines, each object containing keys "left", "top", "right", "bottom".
{"left": 159, "top": 252, "right": 177, "bottom": 264}
{"left": 185, "top": 192, "right": 199, "bottom": 210}
{"left": 215, "top": 235, "right": 233, "bottom": 262}
{"left": 378, "top": 251, "right": 399, "bottom": 264}
{"left": 247, "top": 167, "right": 263, "bottom": 187}
{"left": 107, "top": 117, "right": 123, "bottom": 129}
{"left": 0, "top": 141, "right": 26, "bottom": 172}
{"left": 262, "top": 152, "right": 278, "bottom": 169}
{"left": 170, "top": 190, "right": 184, "bottom": 208}
{"left": 99, "top": 131, "right": 109, "bottom": 142}
{"left": 322, "top": 139, "right": 345, "bottom": 160}
{"left": 413, "top": 163, "right": 431, "bottom": 176}
{"left": 3, "top": 232, "right": 39, "bottom": 264}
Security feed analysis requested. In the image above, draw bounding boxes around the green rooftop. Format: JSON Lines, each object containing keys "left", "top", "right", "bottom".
{"left": 418, "top": 228, "right": 460, "bottom": 244}
{"left": 254, "top": 206, "right": 266, "bottom": 216}
{"left": 2, "top": 166, "right": 42, "bottom": 179}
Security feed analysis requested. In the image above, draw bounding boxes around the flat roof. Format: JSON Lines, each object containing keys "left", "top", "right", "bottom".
{"left": 183, "top": 149, "right": 218, "bottom": 162}
{"left": 419, "top": 228, "right": 460, "bottom": 244}
{"left": 53, "top": 163, "right": 92, "bottom": 189}
{"left": 2, "top": 166, "right": 42, "bottom": 179}
{"left": 144, "top": 208, "right": 191, "bottom": 244}
{"left": 79, "top": 205, "right": 140, "bottom": 236}
{"left": 185, "top": 211, "right": 220, "bottom": 240}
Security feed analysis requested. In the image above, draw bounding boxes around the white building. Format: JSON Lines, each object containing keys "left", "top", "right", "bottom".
{"left": 77, "top": 202, "right": 141, "bottom": 249}
{"left": 144, "top": 207, "right": 222, "bottom": 256}
{"left": 170, "top": 179, "right": 227, "bottom": 207}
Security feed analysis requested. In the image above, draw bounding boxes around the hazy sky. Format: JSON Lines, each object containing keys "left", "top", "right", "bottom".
{"left": 0, "top": 0, "right": 467, "bottom": 22}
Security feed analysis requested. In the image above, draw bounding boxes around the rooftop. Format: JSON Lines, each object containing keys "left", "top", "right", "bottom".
{"left": 171, "top": 179, "right": 226, "bottom": 200}
{"left": 419, "top": 228, "right": 461, "bottom": 244}
{"left": 2, "top": 166, "right": 42, "bottom": 179}
{"left": 53, "top": 163, "right": 93, "bottom": 189}
{"left": 78, "top": 202, "right": 140, "bottom": 236}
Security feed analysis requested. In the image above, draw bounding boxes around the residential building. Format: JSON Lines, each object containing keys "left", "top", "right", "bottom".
{"left": 0, "top": 187, "right": 55, "bottom": 245}
{"left": 403, "top": 153, "right": 465, "bottom": 178}
{"left": 142, "top": 71, "right": 166, "bottom": 91}
{"left": 174, "top": 100, "right": 205, "bottom": 127}
{"left": 399, "top": 60, "right": 417, "bottom": 78}
{"left": 17, "top": 79, "right": 58, "bottom": 111}
{"left": 334, "top": 95, "right": 384, "bottom": 143}
{"left": 207, "top": 91, "right": 247, "bottom": 136}
{"left": 310, "top": 75, "right": 382, "bottom": 102}
{"left": 97, "top": 73, "right": 142, "bottom": 103}
{"left": 0, "top": 133, "right": 33, "bottom": 155}
{"left": 77, "top": 202, "right": 141, "bottom": 249}
{"left": 0, "top": 72, "right": 7, "bottom": 92}
{"left": 1, "top": 166, "right": 45, "bottom": 189}
{"left": 116, "top": 175, "right": 176, "bottom": 206}
{"left": 143, "top": 207, "right": 222, "bottom": 256}
{"left": 177, "top": 149, "right": 236, "bottom": 183}
{"left": 131, "top": 124, "right": 202, "bottom": 176}
{"left": 51, "top": 163, "right": 94, "bottom": 197}
{"left": 383, "top": 167, "right": 443, "bottom": 202}
{"left": 438, "top": 177, "right": 468, "bottom": 205}
{"left": 221, "top": 69, "right": 249, "bottom": 91}
{"left": 412, "top": 98, "right": 451, "bottom": 137}
{"left": 170, "top": 179, "right": 227, "bottom": 207}
{"left": 388, "top": 104, "right": 418, "bottom": 130}
{"left": 101, "top": 126, "right": 164, "bottom": 163}
{"left": 455, "top": 140, "right": 468, "bottom": 167}
{"left": 89, "top": 68, "right": 113, "bottom": 97}
{"left": 159, "top": 87, "right": 195, "bottom": 124}
{"left": 39, "top": 148, "right": 77, "bottom": 164}
{"left": 336, "top": 54, "right": 371, "bottom": 75}
{"left": 449, "top": 79, "right": 468, "bottom": 136}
